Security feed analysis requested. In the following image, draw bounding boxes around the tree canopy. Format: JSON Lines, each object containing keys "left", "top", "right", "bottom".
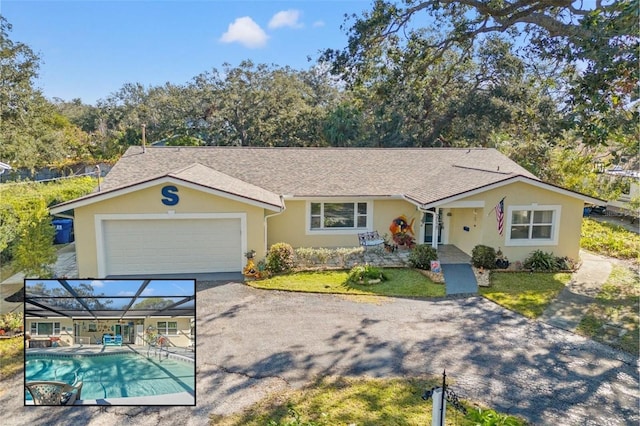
{"left": 321, "top": 0, "right": 638, "bottom": 148}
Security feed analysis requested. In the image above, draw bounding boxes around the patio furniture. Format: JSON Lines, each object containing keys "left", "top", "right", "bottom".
{"left": 358, "top": 231, "right": 385, "bottom": 248}
{"left": 29, "top": 339, "right": 52, "bottom": 348}
{"left": 102, "top": 334, "right": 123, "bottom": 346}
{"left": 25, "top": 380, "right": 83, "bottom": 405}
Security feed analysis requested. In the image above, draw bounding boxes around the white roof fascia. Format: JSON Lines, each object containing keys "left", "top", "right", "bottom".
{"left": 283, "top": 194, "right": 405, "bottom": 201}
{"left": 418, "top": 175, "right": 605, "bottom": 209}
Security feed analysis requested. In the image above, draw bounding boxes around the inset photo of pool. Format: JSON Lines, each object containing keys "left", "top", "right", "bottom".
{"left": 23, "top": 278, "right": 195, "bottom": 406}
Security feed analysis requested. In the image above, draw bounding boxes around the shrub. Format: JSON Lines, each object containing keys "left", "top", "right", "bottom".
{"left": 266, "top": 242, "right": 296, "bottom": 273}
{"left": 294, "top": 247, "right": 363, "bottom": 268}
{"left": 555, "top": 256, "right": 577, "bottom": 271}
{"left": 465, "top": 407, "right": 523, "bottom": 426}
{"left": 13, "top": 199, "right": 56, "bottom": 277}
{"left": 346, "top": 264, "right": 385, "bottom": 284}
{"left": 471, "top": 245, "right": 497, "bottom": 269}
{"left": 523, "top": 250, "right": 558, "bottom": 271}
{"left": 408, "top": 244, "right": 438, "bottom": 270}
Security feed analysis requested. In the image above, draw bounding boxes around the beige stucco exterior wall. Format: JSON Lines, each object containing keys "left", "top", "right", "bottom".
{"left": 447, "top": 207, "right": 484, "bottom": 255}
{"left": 26, "top": 317, "right": 193, "bottom": 348}
{"left": 446, "top": 181, "right": 584, "bottom": 262}
{"left": 267, "top": 198, "right": 420, "bottom": 248}
{"left": 27, "top": 318, "right": 74, "bottom": 347}
{"left": 72, "top": 183, "right": 267, "bottom": 277}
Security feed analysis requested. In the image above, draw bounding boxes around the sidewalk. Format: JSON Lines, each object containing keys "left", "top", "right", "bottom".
{"left": 539, "top": 250, "right": 613, "bottom": 331}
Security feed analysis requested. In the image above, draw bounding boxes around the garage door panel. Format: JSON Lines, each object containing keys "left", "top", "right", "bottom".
{"left": 103, "top": 218, "right": 242, "bottom": 275}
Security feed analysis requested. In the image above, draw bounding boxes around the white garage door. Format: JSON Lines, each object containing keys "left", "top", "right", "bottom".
{"left": 102, "top": 218, "right": 242, "bottom": 275}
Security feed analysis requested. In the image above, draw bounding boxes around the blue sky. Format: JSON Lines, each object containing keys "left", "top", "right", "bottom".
{"left": 2, "top": 1, "right": 372, "bottom": 105}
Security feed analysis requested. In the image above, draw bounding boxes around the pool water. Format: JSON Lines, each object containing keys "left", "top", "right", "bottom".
{"left": 26, "top": 353, "right": 194, "bottom": 400}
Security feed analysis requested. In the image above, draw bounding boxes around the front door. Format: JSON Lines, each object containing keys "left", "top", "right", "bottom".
{"left": 74, "top": 323, "right": 81, "bottom": 345}
{"left": 423, "top": 209, "right": 443, "bottom": 244}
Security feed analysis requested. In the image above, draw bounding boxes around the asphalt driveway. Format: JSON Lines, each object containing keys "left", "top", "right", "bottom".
{"left": 4, "top": 281, "right": 638, "bottom": 425}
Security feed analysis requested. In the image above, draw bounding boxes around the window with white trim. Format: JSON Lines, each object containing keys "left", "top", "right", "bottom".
{"left": 506, "top": 205, "right": 560, "bottom": 246}
{"left": 30, "top": 322, "right": 61, "bottom": 336}
{"left": 157, "top": 321, "right": 178, "bottom": 335}
{"left": 309, "top": 202, "right": 368, "bottom": 230}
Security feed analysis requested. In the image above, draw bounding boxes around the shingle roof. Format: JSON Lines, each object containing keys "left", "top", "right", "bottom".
{"left": 97, "top": 146, "right": 537, "bottom": 206}
{"left": 168, "top": 163, "right": 282, "bottom": 208}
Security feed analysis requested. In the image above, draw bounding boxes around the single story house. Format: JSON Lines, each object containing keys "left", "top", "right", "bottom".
{"left": 50, "top": 147, "right": 602, "bottom": 276}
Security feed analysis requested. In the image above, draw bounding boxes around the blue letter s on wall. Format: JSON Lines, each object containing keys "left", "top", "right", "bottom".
{"left": 161, "top": 185, "right": 179, "bottom": 206}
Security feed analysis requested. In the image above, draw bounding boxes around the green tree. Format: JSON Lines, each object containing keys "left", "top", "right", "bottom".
{"left": 322, "top": 0, "right": 638, "bottom": 147}
{"left": 132, "top": 297, "right": 174, "bottom": 310}
{"left": 13, "top": 199, "right": 56, "bottom": 278}
{"left": 191, "top": 61, "right": 339, "bottom": 146}
{"left": 0, "top": 18, "right": 92, "bottom": 168}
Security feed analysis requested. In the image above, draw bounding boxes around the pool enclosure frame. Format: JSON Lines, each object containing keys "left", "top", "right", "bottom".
{"left": 24, "top": 279, "right": 195, "bottom": 348}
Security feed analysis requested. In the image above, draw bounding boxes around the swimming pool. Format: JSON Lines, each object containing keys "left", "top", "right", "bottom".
{"left": 25, "top": 353, "right": 194, "bottom": 401}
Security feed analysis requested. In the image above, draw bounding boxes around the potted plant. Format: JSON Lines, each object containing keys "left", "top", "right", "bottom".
{"left": 145, "top": 326, "right": 158, "bottom": 345}
{"left": 8, "top": 312, "right": 23, "bottom": 334}
{"left": 392, "top": 232, "right": 415, "bottom": 249}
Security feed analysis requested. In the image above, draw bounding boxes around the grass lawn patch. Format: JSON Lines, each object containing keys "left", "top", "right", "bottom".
{"left": 247, "top": 268, "right": 445, "bottom": 298}
{"left": 480, "top": 272, "right": 571, "bottom": 318}
{"left": 0, "top": 336, "right": 24, "bottom": 388}
{"left": 209, "top": 375, "right": 526, "bottom": 426}
{"left": 576, "top": 264, "right": 639, "bottom": 354}
{"left": 581, "top": 218, "right": 640, "bottom": 261}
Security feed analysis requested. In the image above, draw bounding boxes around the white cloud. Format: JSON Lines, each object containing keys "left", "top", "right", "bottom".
{"left": 118, "top": 291, "right": 135, "bottom": 296}
{"left": 312, "top": 20, "right": 325, "bottom": 28}
{"left": 141, "top": 287, "right": 155, "bottom": 296}
{"left": 268, "top": 10, "right": 303, "bottom": 29}
{"left": 220, "top": 16, "right": 268, "bottom": 48}
{"left": 90, "top": 280, "right": 104, "bottom": 288}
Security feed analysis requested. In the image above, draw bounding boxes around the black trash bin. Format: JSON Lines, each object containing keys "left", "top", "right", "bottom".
{"left": 52, "top": 218, "right": 73, "bottom": 244}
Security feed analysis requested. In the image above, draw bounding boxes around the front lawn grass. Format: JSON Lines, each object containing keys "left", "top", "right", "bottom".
{"left": 0, "top": 336, "right": 24, "bottom": 388}
{"left": 576, "top": 264, "right": 639, "bottom": 354}
{"left": 480, "top": 272, "right": 571, "bottom": 318}
{"left": 247, "top": 268, "right": 445, "bottom": 298}
{"left": 209, "top": 375, "right": 526, "bottom": 426}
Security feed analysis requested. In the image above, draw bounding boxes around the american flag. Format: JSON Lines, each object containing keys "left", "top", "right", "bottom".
{"left": 495, "top": 198, "right": 505, "bottom": 235}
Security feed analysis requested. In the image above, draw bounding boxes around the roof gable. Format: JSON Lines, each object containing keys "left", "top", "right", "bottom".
{"left": 169, "top": 163, "right": 282, "bottom": 208}
{"left": 50, "top": 166, "right": 283, "bottom": 214}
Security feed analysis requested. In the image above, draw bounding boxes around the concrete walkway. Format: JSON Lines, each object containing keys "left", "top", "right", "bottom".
{"left": 441, "top": 263, "right": 478, "bottom": 295}
{"left": 539, "top": 250, "right": 613, "bottom": 331}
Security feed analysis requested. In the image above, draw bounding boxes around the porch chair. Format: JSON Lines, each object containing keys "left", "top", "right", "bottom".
{"left": 26, "top": 380, "right": 83, "bottom": 405}
{"left": 357, "top": 231, "right": 385, "bottom": 248}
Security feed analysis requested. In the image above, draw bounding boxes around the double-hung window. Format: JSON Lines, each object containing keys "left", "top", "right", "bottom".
{"left": 30, "top": 322, "right": 61, "bottom": 336}
{"left": 157, "top": 321, "right": 178, "bottom": 335}
{"left": 506, "top": 205, "right": 560, "bottom": 246}
{"left": 309, "top": 202, "right": 369, "bottom": 232}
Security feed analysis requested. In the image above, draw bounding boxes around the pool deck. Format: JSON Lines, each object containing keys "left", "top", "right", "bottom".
{"left": 26, "top": 343, "right": 195, "bottom": 361}
{"left": 26, "top": 344, "right": 195, "bottom": 405}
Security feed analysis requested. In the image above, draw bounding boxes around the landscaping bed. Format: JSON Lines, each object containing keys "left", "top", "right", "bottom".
{"left": 246, "top": 268, "right": 445, "bottom": 298}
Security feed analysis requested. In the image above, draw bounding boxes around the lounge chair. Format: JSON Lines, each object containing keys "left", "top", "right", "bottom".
{"left": 26, "top": 380, "right": 83, "bottom": 405}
